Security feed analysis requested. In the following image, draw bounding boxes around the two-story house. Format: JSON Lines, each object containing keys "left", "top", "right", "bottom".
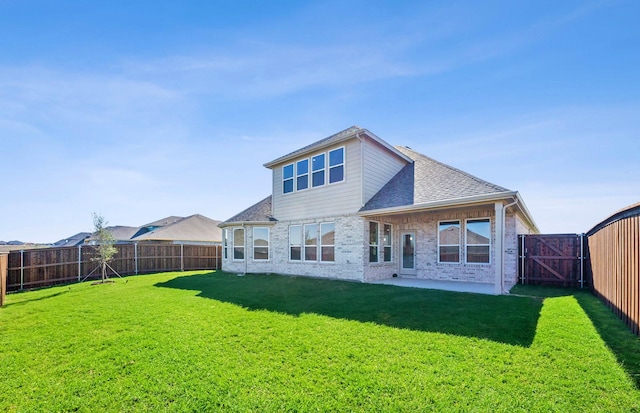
{"left": 219, "top": 126, "right": 538, "bottom": 294}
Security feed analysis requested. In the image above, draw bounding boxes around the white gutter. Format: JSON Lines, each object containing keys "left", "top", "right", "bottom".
{"left": 218, "top": 221, "right": 276, "bottom": 229}
{"left": 358, "top": 191, "right": 519, "bottom": 217}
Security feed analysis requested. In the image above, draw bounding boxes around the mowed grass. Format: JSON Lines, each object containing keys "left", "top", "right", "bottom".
{"left": 0, "top": 271, "right": 638, "bottom": 412}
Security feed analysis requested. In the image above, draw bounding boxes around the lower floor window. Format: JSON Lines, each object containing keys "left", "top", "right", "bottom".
{"left": 289, "top": 222, "right": 335, "bottom": 262}
{"left": 320, "top": 223, "right": 335, "bottom": 262}
{"left": 466, "top": 219, "right": 490, "bottom": 263}
{"left": 253, "top": 227, "right": 269, "bottom": 261}
{"left": 233, "top": 228, "right": 245, "bottom": 260}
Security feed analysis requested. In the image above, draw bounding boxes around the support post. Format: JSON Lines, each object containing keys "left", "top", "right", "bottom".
{"left": 134, "top": 242, "right": 138, "bottom": 275}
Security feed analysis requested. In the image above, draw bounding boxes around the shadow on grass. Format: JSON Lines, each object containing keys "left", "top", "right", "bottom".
{"left": 156, "top": 271, "right": 543, "bottom": 347}
{"left": 1, "top": 288, "right": 70, "bottom": 308}
{"left": 575, "top": 292, "right": 640, "bottom": 389}
{"left": 512, "top": 284, "right": 640, "bottom": 390}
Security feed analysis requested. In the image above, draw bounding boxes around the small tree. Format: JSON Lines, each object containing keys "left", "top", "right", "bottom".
{"left": 91, "top": 212, "right": 118, "bottom": 283}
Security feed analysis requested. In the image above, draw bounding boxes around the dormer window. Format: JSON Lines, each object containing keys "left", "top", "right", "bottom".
{"left": 312, "top": 153, "right": 325, "bottom": 187}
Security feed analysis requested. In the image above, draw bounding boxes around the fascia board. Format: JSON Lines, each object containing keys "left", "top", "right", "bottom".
{"left": 358, "top": 191, "right": 519, "bottom": 217}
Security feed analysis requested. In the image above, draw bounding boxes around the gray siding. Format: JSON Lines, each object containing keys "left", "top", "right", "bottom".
{"left": 272, "top": 139, "right": 363, "bottom": 220}
{"left": 363, "top": 138, "right": 408, "bottom": 204}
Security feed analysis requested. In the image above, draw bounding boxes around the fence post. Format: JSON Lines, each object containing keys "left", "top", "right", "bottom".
{"left": 0, "top": 253, "right": 7, "bottom": 307}
{"left": 20, "top": 249, "right": 24, "bottom": 291}
{"left": 180, "top": 243, "right": 184, "bottom": 272}
{"left": 519, "top": 235, "right": 526, "bottom": 284}
{"left": 134, "top": 242, "right": 138, "bottom": 275}
{"left": 78, "top": 244, "right": 82, "bottom": 281}
{"left": 579, "top": 233, "right": 585, "bottom": 288}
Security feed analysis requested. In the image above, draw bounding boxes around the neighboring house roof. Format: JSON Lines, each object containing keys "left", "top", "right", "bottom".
{"left": 360, "top": 146, "right": 511, "bottom": 212}
{"left": 141, "top": 216, "right": 184, "bottom": 227}
{"left": 220, "top": 196, "right": 275, "bottom": 227}
{"left": 133, "top": 214, "right": 222, "bottom": 243}
{"left": 104, "top": 226, "right": 141, "bottom": 241}
{"left": 52, "top": 232, "right": 91, "bottom": 247}
{"left": 263, "top": 126, "right": 412, "bottom": 168}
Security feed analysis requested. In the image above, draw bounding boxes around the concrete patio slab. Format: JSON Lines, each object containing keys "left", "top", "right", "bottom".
{"left": 369, "top": 277, "right": 496, "bottom": 295}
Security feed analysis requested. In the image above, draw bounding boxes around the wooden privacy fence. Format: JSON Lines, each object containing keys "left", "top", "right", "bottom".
{"left": 587, "top": 203, "right": 640, "bottom": 335}
{"left": 6, "top": 243, "right": 222, "bottom": 292}
{"left": 518, "top": 234, "right": 586, "bottom": 287}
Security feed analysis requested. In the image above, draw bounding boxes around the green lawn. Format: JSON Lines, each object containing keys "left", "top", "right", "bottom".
{"left": 1, "top": 271, "right": 639, "bottom": 412}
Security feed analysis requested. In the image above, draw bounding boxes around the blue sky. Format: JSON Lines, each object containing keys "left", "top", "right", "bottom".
{"left": 2, "top": 0, "right": 639, "bottom": 243}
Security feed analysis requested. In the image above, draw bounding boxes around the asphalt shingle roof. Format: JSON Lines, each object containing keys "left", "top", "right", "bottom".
{"left": 361, "top": 146, "right": 510, "bottom": 212}
{"left": 133, "top": 214, "right": 222, "bottom": 242}
{"left": 222, "top": 196, "right": 275, "bottom": 224}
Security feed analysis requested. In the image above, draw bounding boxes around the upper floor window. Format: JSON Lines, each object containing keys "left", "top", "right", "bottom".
{"left": 438, "top": 220, "right": 460, "bottom": 263}
{"left": 283, "top": 164, "right": 294, "bottom": 194}
{"left": 466, "top": 219, "right": 490, "bottom": 264}
{"left": 296, "top": 159, "right": 309, "bottom": 191}
{"left": 329, "top": 148, "right": 344, "bottom": 184}
{"left": 312, "top": 153, "right": 325, "bottom": 187}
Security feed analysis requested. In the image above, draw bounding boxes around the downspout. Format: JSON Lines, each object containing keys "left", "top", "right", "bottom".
{"left": 500, "top": 197, "right": 519, "bottom": 294}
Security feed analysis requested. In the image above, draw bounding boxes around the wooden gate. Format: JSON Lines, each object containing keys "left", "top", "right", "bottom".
{"left": 518, "top": 234, "right": 585, "bottom": 287}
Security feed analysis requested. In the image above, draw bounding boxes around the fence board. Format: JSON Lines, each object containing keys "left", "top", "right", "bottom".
{"left": 6, "top": 243, "right": 221, "bottom": 292}
{"left": 587, "top": 203, "right": 640, "bottom": 335}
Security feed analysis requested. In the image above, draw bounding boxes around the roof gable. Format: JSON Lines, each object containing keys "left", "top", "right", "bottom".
{"left": 263, "top": 126, "right": 411, "bottom": 169}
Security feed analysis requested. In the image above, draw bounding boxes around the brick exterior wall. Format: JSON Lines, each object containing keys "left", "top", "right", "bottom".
{"left": 222, "top": 215, "right": 367, "bottom": 282}
{"left": 221, "top": 205, "right": 524, "bottom": 289}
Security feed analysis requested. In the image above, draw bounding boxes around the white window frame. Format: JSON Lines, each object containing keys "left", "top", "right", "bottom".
{"left": 252, "top": 227, "right": 270, "bottom": 262}
{"left": 289, "top": 225, "right": 302, "bottom": 261}
{"left": 369, "top": 221, "right": 379, "bottom": 263}
{"left": 311, "top": 153, "right": 326, "bottom": 188}
{"left": 283, "top": 163, "right": 294, "bottom": 194}
{"left": 223, "top": 228, "right": 229, "bottom": 260}
{"left": 320, "top": 222, "right": 335, "bottom": 262}
{"left": 304, "top": 223, "right": 318, "bottom": 261}
{"left": 465, "top": 218, "right": 491, "bottom": 264}
{"left": 438, "top": 220, "right": 460, "bottom": 264}
{"left": 232, "top": 227, "right": 245, "bottom": 261}
{"left": 296, "top": 158, "right": 309, "bottom": 191}
{"left": 383, "top": 223, "right": 392, "bottom": 262}
{"left": 328, "top": 146, "right": 345, "bottom": 185}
